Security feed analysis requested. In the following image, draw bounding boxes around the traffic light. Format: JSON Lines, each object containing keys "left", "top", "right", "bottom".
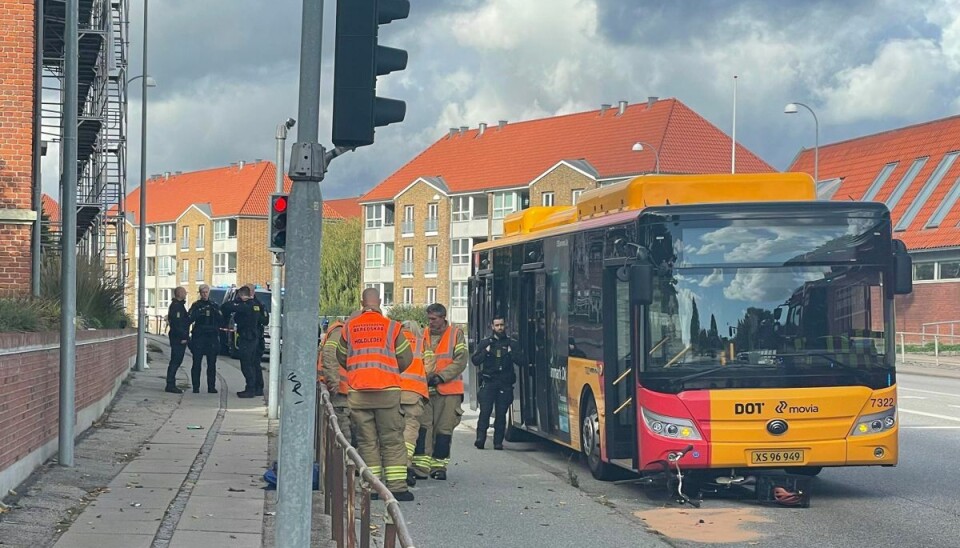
{"left": 268, "top": 193, "right": 288, "bottom": 253}
{"left": 332, "top": 0, "right": 410, "bottom": 148}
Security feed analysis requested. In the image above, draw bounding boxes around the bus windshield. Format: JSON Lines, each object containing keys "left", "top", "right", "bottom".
{"left": 640, "top": 214, "right": 894, "bottom": 392}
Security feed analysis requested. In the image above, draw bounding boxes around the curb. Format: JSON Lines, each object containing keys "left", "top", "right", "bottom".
{"left": 897, "top": 364, "right": 960, "bottom": 380}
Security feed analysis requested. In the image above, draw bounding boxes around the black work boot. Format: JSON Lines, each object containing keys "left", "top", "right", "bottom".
{"left": 165, "top": 385, "right": 183, "bottom": 394}
{"left": 392, "top": 490, "right": 415, "bottom": 502}
{"left": 406, "top": 469, "right": 417, "bottom": 487}
{"left": 430, "top": 469, "right": 447, "bottom": 480}
{"left": 474, "top": 436, "right": 485, "bottom": 450}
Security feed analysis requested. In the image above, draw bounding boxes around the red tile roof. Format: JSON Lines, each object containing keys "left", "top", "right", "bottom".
{"left": 361, "top": 98, "right": 775, "bottom": 202}
{"left": 41, "top": 193, "right": 60, "bottom": 222}
{"left": 324, "top": 197, "right": 362, "bottom": 220}
{"left": 789, "top": 114, "right": 960, "bottom": 250}
{"left": 125, "top": 161, "right": 293, "bottom": 224}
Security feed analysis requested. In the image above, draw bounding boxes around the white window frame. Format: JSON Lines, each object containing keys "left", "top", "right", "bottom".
{"left": 181, "top": 226, "right": 190, "bottom": 250}
{"left": 147, "top": 288, "right": 156, "bottom": 307}
{"left": 451, "top": 196, "right": 471, "bottom": 222}
{"left": 196, "top": 225, "right": 205, "bottom": 249}
{"left": 157, "top": 224, "right": 174, "bottom": 244}
{"left": 451, "top": 281, "right": 468, "bottom": 308}
{"left": 541, "top": 192, "right": 555, "bottom": 206}
{"left": 452, "top": 238, "right": 471, "bottom": 265}
{"left": 158, "top": 256, "right": 175, "bottom": 276}
{"left": 384, "top": 243, "right": 395, "bottom": 266}
{"left": 146, "top": 226, "right": 157, "bottom": 244}
{"left": 214, "top": 252, "right": 237, "bottom": 274}
{"left": 196, "top": 258, "right": 205, "bottom": 282}
{"left": 146, "top": 257, "right": 156, "bottom": 276}
{"left": 158, "top": 288, "right": 172, "bottom": 309}
{"left": 214, "top": 220, "right": 227, "bottom": 241}
{"left": 572, "top": 189, "right": 584, "bottom": 204}
{"left": 181, "top": 259, "right": 189, "bottom": 283}
{"left": 366, "top": 243, "right": 383, "bottom": 268}
{"left": 427, "top": 287, "right": 437, "bottom": 304}
{"left": 403, "top": 287, "right": 414, "bottom": 305}
{"left": 493, "top": 192, "right": 518, "bottom": 219}
{"left": 366, "top": 204, "right": 384, "bottom": 229}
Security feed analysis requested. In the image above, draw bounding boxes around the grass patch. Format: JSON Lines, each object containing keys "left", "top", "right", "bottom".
{"left": 903, "top": 343, "right": 960, "bottom": 353}
{"left": 0, "top": 297, "right": 61, "bottom": 332}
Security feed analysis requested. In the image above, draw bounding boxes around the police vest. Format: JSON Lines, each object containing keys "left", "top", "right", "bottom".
{"left": 317, "top": 322, "right": 349, "bottom": 395}
{"left": 424, "top": 324, "right": 464, "bottom": 395}
{"left": 399, "top": 329, "right": 428, "bottom": 399}
{"left": 343, "top": 312, "right": 402, "bottom": 391}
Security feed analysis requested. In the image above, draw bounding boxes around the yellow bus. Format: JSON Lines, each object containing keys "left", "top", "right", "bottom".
{"left": 468, "top": 173, "right": 912, "bottom": 501}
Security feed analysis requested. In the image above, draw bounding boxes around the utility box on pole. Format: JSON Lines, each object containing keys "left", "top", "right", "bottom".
{"left": 332, "top": 0, "right": 410, "bottom": 148}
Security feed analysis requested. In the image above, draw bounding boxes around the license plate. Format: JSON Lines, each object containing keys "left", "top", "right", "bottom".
{"left": 749, "top": 450, "right": 805, "bottom": 465}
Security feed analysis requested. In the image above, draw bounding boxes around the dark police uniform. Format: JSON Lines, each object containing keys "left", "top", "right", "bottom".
{"left": 471, "top": 332, "right": 523, "bottom": 449}
{"left": 166, "top": 298, "right": 191, "bottom": 392}
{"left": 222, "top": 297, "right": 268, "bottom": 396}
{"left": 188, "top": 298, "right": 222, "bottom": 393}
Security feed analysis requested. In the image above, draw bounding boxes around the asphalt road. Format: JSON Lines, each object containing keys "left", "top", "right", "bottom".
{"left": 408, "top": 373, "right": 960, "bottom": 547}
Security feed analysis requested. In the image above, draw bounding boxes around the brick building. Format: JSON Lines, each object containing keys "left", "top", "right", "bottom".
{"left": 0, "top": 0, "right": 37, "bottom": 295}
{"left": 360, "top": 98, "right": 775, "bottom": 325}
{"left": 790, "top": 114, "right": 960, "bottom": 337}
{"left": 120, "top": 160, "right": 361, "bottom": 329}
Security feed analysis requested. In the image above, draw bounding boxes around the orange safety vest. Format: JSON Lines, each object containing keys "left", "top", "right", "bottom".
{"left": 317, "top": 322, "right": 348, "bottom": 395}
{"left": 399, "top": 329, "right": 428, "bottom": 399}
{"left": 424, "top": 324, "right": 464, "bottom": 395}
{"left": 343, "top": 311, "right": 402, "bottom": 391}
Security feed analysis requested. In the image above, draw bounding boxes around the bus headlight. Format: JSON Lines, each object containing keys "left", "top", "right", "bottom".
{"left": 642, "top": 408, "right": 703, "bottom": 440}
{"left": 850, "top": 408, "right": 896, "bottom": 436}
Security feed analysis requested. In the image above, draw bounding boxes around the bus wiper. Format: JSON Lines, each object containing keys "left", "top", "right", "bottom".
{"left": 668, "top": 365, "right": 757, "bottom": 388}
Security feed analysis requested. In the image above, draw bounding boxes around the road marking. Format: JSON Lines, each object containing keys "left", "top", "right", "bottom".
{"left": 900, "top": 395, "right": 926, "bottom": 399}
{"left": 899, "top": 408, "right": 960, "bottom": 423}
{"left": 949, "top": 404, "right": 960, "bottom": 409}
{"left": 898, "top": 387, "right": 960, "bottom": 399}
{"left": 901, "top": 426, "right": 960, "bottom": 430}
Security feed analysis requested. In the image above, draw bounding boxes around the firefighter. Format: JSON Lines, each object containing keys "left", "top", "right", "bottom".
{"left": 188, "top": 284, "right": 222, "bottom": 394}
{"left": 336, "top": 288, "right": 414, "bottom": 501}
{"left": 418, "top": 303, "right": 468, "bottom": 481}
{"left": 471, "top": 315, "right": 522, "bottom": 450}
{"left": 400, "top": 320, "right": 428, "bottom": 487}
{"left": 221, "top": 286, "right": 268, "bottom": 398}
{"left": 165, "top": 286, "right": 191, "bottom": 394}
{"left": 318, "top": 313, "right": 352, "bottom": 440}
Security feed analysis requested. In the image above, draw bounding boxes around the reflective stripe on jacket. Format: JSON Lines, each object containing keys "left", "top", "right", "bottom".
{"left": 344, "top": 311, "right": 402, "bottom": 391}
{"left": 318, "top": 321, "right": 349, "bottom": 395}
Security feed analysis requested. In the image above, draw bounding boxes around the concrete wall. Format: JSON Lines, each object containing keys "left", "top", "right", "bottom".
{"left": 0, "top": 330, "right": 136, "bottom": 495}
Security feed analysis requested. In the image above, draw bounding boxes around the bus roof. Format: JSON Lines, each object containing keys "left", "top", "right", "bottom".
{"left": 475, "top": 172, "right": 815, "bottom": 252}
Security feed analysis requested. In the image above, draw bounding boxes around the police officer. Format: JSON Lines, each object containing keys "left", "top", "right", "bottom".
{"left": 188, "top": 284, "right": 222, "bottom": 394}
{"left": 400, "top": 320, "right": 428, "bottom": 486}
{"left": 319, "top": 313, "right": 352, "bottom": 441}
{"left": 165, "top": 286, "right": 191, "bottom": 394}
{"left": 471, "top": 316, "right": 523, "bottom": 450}
{"left": 222, "top": 285, "right": 268, "bottom": 398}
{"left": 419, "top": 303, "right": 468, "bottom": 481}
{"left": 245, "top": 283, "right": 268, "bottom": 363}
{"left": 336, "top": 288, "right": 414, "bottom": 501}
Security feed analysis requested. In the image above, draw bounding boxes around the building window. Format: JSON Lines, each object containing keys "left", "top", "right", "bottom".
{"left": 493, "top": 192, "right": 518, "bottom": 219}
{"left": 181, "top": 226, "right": 190, "bottom": 250}
{"left": 452, "top": 238, "right": 471, "bottom": 265}
{"left": 885, "top": 157, "right": 929, "bottom": 211}
{"left": 426, "top": 245, "right": 438, "bottom": 275}
{"left": 181, "top": 259, "right": 189, "bottom": 283}
{"left": 158, "top": 224, "right": 175, "bottom": 244}
{"left": 123, "top": 259, "right": 130, "bottom": 278}
{"left": 896, "top": 151, "right": 960, "bottom": 231}
{"left": 146, "top": 257, "right": 156, "bottom": 276}
{"left": 914, "top": 262, "right": 935, "bottom": 281}
{"left": 366, "top": 243, "right": 383, "bottom": 268}
{"left": 451, "top": 196, "right": 471, "bottom": 222}
{"left": 402, "top": 205, "right": 415, "bottom": 235}
{"left": 425, "top": 203, "right": 439, "bottom": 233}
{"left": 572, "top": 189, "right": 584, "bottom": 204}
{"left": 146, "top": 226, "right": 157, "bottom": 244}
{"left": 401, "top": 246, "right": 414, "bottom": 276}
{"left": 158, "top": 288, "right": 172, "bottom": 309}
{"left": 196, "top": 258, "right": 205, "bottom": 282}
{"left": 196, "top": 225, "right": 205, "bottom": 249}
{"left": 158, "top": 256, "right": 175, "bottom": 276}
{"left": 147, "top": 289, "right": 156, "bottom": 307}
{"left": 940, "top": 261, "right": 960, "bottom": 280}
{"left": 214, "top": 219, "right": 237, "bottom": 240}
{"left": 403, "top": 287, "right": 414, "bottom": 305}
{"left": 384, "top": 243, "right": 395, "bottom": 266}
{"left": 541, "top": 192, "right": 555, "bottom": 206}
{"left": 451, "top": 281, "right": 468, "bottom": 308}
{"left": 214, "top": 252, "right": 237, "bottom": 273}
{"left": 862, "top": 162, "right": 899, "bottom": 202}
{"left": 427, "top": 287, "right": 437, "bottom": 304}
{"left": 365, "top": 203, "right": 395, "bottom": 228}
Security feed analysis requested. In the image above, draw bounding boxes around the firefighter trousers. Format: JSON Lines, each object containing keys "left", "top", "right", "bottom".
{"left": 413, "top": 393, "right": 463, "bottom": 475}
{"left": 330, "top": 393, "right": 352, "bottom": 445}
{"left": 400, "top": 397, "right": 424, "bottom": 467}
{"left": 350, "top": 404, "right": 408, "bottom": 493}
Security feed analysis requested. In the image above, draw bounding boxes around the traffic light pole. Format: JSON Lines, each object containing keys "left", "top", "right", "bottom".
{"left": 275, "top": 0, "right": 324, "bottom": 545}
{"left": 268, "top": 120, "right": 293, "bottom": 421}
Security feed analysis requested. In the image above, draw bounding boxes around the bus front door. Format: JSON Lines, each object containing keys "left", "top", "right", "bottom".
{"left": 519, "top": 269, "right": 546, "bottom": 428}
{"left": 602, "top": 266, "right": 638, "bottom": 465}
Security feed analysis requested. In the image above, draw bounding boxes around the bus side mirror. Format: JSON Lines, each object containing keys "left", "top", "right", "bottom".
{"left": 630, "top": 264, "right": 654, "bottom": 306}
{"left": 893, "top": 240, "right": 912, "bottom": 295}
{"left": 773, "top": 307, "right": 783, "bottom": 321}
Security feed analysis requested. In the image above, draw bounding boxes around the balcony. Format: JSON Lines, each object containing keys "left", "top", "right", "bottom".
{"left": 425, "top": 260, "right": 438, "bottom": 276}
{"left": 364, "top": 265, "right": 395, "bottom": 283}
{"left": 196, "top": 236, "right": 205, "bottom": 249}
{"left": 451, "top": 217, "right": 489, "bottom": 238}
{"left": 400, "top": 261, "right": 414, "bottom": 277}
{"left": 195, "top": 271, "right": 205, "bottom": 282}
{"left": 425, "top": 218, "right": 439, "bottom": 234}
{"left": 401, "top": 220, "right": 414, "bottom": 236}
{"left": 180, "top": 238, "right": 190, "bottom": 251}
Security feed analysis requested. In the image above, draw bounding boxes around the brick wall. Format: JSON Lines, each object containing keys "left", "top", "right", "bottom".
{"left": 394, "top": 182, "right": 450, "bottom": 306}
{"left": 237, "top": 217, "right": 272, "bottom": 288}
{"left": 0, "top": 0, "right": 37, "bottom": 296}
{"left": 0, "top": 329, "right": 135, "bottom": 474}
{"left": 176, "top": 209, "right": 214, "bottom": 296}
{"left": 529, "top": 164, "right": 597, "bottom": 206}
{"left": 895, "top": 281, "right": 960, "bottom": 342}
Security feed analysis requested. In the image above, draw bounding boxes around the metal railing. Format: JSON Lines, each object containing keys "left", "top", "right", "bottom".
{"left": 896, "top": 331, "right": 960, "bottom": 367}
{"left": 315, "top": 383, "right": 416, "bottom": 548}
{"left": 424, "top": 218, "right": 439, "bottom": 233}
{"left": 180, "top": 238, "right": 190, "bottom": 251}
{"left": 921, "top": 320, "right": 960, "bottom": 343}
{"left": 424, "top": 260, "right": 438, "bottom": 275}
{"left": 400, "top": 262, "right": 414, "bottom": 276}
{"left": 400, "top": 220, "right": 414, "bottom": 234}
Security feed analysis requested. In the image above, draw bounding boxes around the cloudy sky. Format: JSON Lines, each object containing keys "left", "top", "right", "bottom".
{"left": 41, "top": 0, "right": 960, "bottom": 200}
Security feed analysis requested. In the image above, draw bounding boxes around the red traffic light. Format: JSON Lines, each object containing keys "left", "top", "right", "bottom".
{"left": 273, "top": 196, "right": 288, "bottom": 213}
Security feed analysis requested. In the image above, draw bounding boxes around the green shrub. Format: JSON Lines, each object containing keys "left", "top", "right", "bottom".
{"left": 0, "top": 297, "right": 60, "bottom": 332}
{"left": 40, "top": 256, "right": 129, "bottom": 329}
{"left": 387, "top": 305, "right": 428, "bottom": 326}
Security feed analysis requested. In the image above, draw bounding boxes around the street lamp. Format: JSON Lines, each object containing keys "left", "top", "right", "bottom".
{"left": 784, "top": 102, "right": 819, "bottom": 183}
{"left": 632, "top": 141, "right": 661, "bottom": 174}
{"left": 133, "top": 0, "right": 152, "bottom": 372}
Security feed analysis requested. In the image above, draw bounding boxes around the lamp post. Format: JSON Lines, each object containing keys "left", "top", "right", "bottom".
{"left": 134, "top": 0, "right": 152, "bottom": 372}
{"left": 631, "top": 141, "right": 661, "bottom": 174}
{"left": 268, "top": 118, "right": 295, "bottom": 420}
{"left": 784, "top": 102, "right": 819, "bottom": 183}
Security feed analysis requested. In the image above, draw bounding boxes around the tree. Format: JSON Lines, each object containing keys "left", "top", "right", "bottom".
{"left": 387, "top": 304, "right": 428, "bottom": 326}
{"left": 319, "top": 217, "right": 362, "bottom": 317}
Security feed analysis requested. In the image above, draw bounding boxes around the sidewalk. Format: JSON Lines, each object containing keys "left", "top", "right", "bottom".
{"left": 898, "top": 352, "right": 960, "bottom": 379}
{"left": 0, "top": 336, "right": 274, "bottom": 548}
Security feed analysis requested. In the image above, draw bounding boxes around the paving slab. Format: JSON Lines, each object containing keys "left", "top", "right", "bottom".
{"left": 190, "top": 480, "right": 268, "bottom": 500}
{"left": 109, "top": 472, "right": 188, "bottom": 489}
{"left": 122, "top": 459, "right": 194, "bottom": 473}
{"left": 181, "top": 495, "right": 264, "bottom": 521}
{"left": 87, "top": 490, "right": 176, "bottom": 509}
{"left": 67, "top": 519, "right": 163, "bottom": 535}
{"left": 54, "top": 532, "right": 154, "bottom": 548}
{"left": 177, "top": 516, "right": 263, "bottom": 534}
{"left": 168, "top": 530, "right": 261, "bottom": 548}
